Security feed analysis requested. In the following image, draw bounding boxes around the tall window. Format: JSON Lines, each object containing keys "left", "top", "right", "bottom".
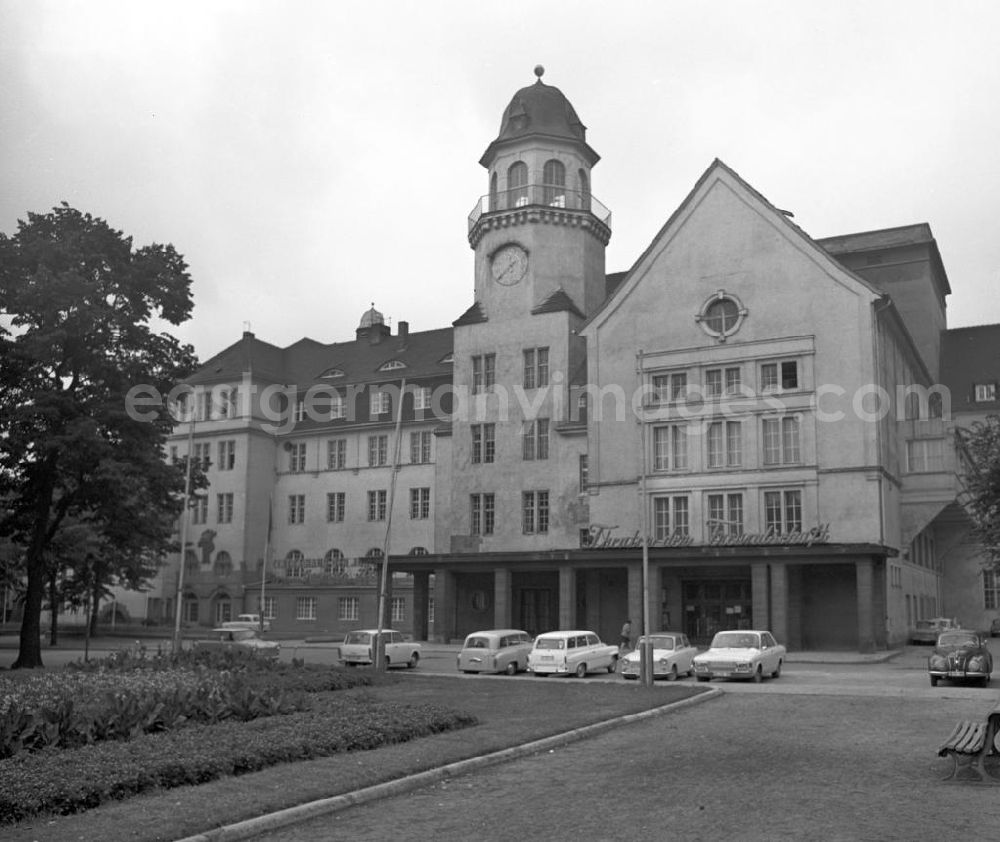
{"left": 542, "top": 159, "right": 566, "bottom": 206}
{"left": 410, "top": 431, "right": 432, "bottom": 464}
{"left": 472, "top": 353, "right": 496, "bottom": 394}
{"left": 193, "top": 442, "right": 211, "bottom": 470}
{"left": 653, "top": 424, "right": 688, "bottom": 471}
{"left": 725, "top": 367, "right": 742, "bottom": 395}
{"left": 489, "top": 171, "right": 498, "bottom": 210}
{"left": 578, "top": 168, "right": 590, "bottom": 211}
{"left": 370, "top": 388, "right": 391, "bottom": 416}
{"left": 653, "top": 496, "right": 690, "bottom": 539}
{"left": 368, "top": 435, "right": 388, "bottom": 466}
{"left": 907, "top": 439, "right": 945, "bottom": 473}
{"left": 707, "top": 493, "right": 744, "bottom": 537}
{"left": 293, "top": 399, "right": 307, "bottom": 422}
{"left": 579, "top": 454, "right": 589, "bottom": 493}
{"left": 329, "top": 392, "right": 345, "bottom": 420}
{"left": 762, "top": 417, "right": 800, "bottom": 465}
{"left": 985, "top": 568, "right": 1000, "bottom": 610}
{"left": 471, "top": 423, "right": 496, "bottom": 464}
{"left": 522, "top": 491, "right": 549, "bottom": 534}
{"left": 216, "top": 493, "right": 233, "bottom": 524}
{"left": 338, "top": 596, "right": 359, "bottom": 621}
{"left": 327, "top": 438, "right": 346, "bottom": 469}
{"left": 409, "top": 487, "right": 430, "bottom": 519}
{"left": 652, "top": 372, "right": 688, "bottom": 403}
{"left": 391, "top": 596, "right": 406, "bottom": 623}
{"left": 367, "top": 490, "right": 387, "bottom": 521}
{"left": 326, "top": 492, "right": 345, "bottom": 522}
{"left": 471, "top": 493, "right": 495, "bottom": 535}
{"left": 218, "top": 387, "right": 239, "bottom": 418}
{"left": 217, "top": 440, "right": 235, "bottom": 470}
{"left": 522, "top": 419, "right": 550, "bottom": 460}
{"left": 289, "top": 442, "right": 306, "bottom": 472}
{"left": 191, "top": 495, "right": 208, "bottom": 525}
{"left": 707, "top": 421, "right": 742, "bottom": 468}
{"left": 761, "top": 360, "right": 799, "bottom": 392}
{"left": 261, "top": 595, "right": 276, "bottom": 621}
{"left": 523, "top": 347, "right": 549, "bottom": 389}
{"left": 705, "top": 369, "right": 723, "bottom": 397}
{"left": 296, "top": 597, "right": 317, "bottom": 621}
{"left": 764, "top": 490, "right": 802, "bottom": 534}
{"left": 288, "top": 494, "right": 305, "bottom": 524}
{"left": 413, "top": 386, "right": 432, "bottom": 411}
{"left": 508, "top": 161, "right": 528, "bottom": 207}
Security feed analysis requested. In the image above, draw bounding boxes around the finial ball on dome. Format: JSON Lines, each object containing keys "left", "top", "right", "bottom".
{"left": 534, "top": 65, "right": 544, "bottom": 79}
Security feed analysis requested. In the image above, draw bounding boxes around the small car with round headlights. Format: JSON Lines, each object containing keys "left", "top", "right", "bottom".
{"left": 194, "top": 627, "right": 281, "bottom": 659}
{"left": 457, "top": 629, "right": 533, "bottom": 675}
{"left": 928, "top": 629, "right": 992, "bottom": 687}
{"left": 620, "top": 632, "right": 697, "bottom": 681}
{"left": 340, "top": 629, "right": 420, "bottom": 669}
{"left": 692, "top": 629, "right": 785, "bottom": 683}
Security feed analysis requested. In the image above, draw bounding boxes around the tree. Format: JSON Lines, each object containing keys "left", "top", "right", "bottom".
{"left": 0, "top": 204, "right": 198, "bottom": 668}
{"left": 957, "top": 415, "right": 1000, "bottom": 570}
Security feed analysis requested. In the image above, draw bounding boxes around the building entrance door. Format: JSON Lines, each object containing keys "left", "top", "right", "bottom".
{"left": 518, "top": 588, "right": 554, "bottom": 637}
{"left": 683, "top": 580, "right": 751, "bottom": 644}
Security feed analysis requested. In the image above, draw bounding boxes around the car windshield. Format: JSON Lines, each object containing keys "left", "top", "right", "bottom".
{"left": 938, "top": 632, "right": 978, "bottom": 647}
{"left": 232, "top": 630, "right": 254, "bottom": 640}
{"left": 711, "top": 632, "right": 759, "bottom": 649}
{"left": 535, "top": 638, "right": 566, "bottom": 650}
{"left": 915, "top": 621, "right": 935, "bottom": 629}
{"left": 639, "top": 636, "right": 675, "bottom": 650}
{"left": 344, "top": 632, "right": 371, "bottom": 644}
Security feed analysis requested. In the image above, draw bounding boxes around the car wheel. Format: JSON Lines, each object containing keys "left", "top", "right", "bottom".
{"left": 384, "top": 655, "right": 391, "bottom": 670}
{"left": 607, "top": 656, "right": 618, "bottom": 674}
{"left": 667, "top": 664, "right": 678, "bottom": 681}
{"left": 505, "top": 661, "right": 517, "bottom": 676}
{"left": 623, "top": 674, "right": 637, "bottom": 681}
{"left": 752, "top": 666, "right": 763, "bottom": 683}
{"left": 407, "top": 652, "right": 419, "bottom": 669}
{"left": 697, "top": 676, "right": 711, "bottom": 682}
{"left": 534, "top": 672, "right": 548, "bottom": 677}
{"left": 930, "top": 675, "right": 939, "bottom": 686}
{"left": 575, "top": 663, "right": 588, "bottom": 678}
{"left": 771, "top": 660, "right": 782, "bottom": 679}
{"left": 981, "top": 675, "right": 990, "bottom": 688}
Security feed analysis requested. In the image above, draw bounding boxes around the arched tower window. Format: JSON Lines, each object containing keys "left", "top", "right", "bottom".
{"left": 324, "top": 548, "right": 344, "bottom": 575}
{"left": 578, "top": 169, "right": 590, "bottom": 211}
{"left": 213, "top": 551, "right": 233, "bottom": 576}
{"left": 543, "top": 159, "right": 566, "bottom": 206}
{"left": 489, "top": 172, "right": 498, "bottom": 211}
{"left": 508, "top": 161, "right": 528, "bottom": 208}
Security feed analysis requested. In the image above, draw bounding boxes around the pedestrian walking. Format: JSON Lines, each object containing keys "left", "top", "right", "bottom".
{"left": 619, "top": 619, "right": 632, "bottom": 653}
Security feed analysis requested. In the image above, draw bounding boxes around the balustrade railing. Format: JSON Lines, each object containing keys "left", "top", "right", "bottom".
{"left": 468, "top": 185, "right": 611, "bottom": 231}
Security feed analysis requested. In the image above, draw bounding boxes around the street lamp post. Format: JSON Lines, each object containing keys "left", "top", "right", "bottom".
{"left": 172, "top": 410, "right": 195, "bottom": 653}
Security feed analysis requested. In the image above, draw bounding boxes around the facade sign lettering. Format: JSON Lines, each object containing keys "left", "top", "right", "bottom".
{"left": 585, "top": 523, "right": 831, "bottom": 550}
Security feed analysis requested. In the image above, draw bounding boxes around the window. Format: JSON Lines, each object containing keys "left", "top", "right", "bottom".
{"left": 508, "top": 161, "right": 528, "bottom": 207}
{"left": 707, "top": 421, "right": 742, "bottom": 468}
{"left": 338, "top": 596, "right": 359, "bottom": 621}
{"left": 522, "top": 490, "right": 549, "bottom": 534}
{"left": 703, "top": 299, "right": 739, "bottom": 334}
{"left": 379, "top": 360, "right": 406, "bottom": 371}
{"left": 213, "top": 551, "right": 233, "bottom": 575}
{"left": 975, "top": 383, "right": 997, "bottom": 402}
{"left": 324, "top": 548, "right": 344, "bottom": 574}
{"left": 285, "top": 550, "right": 304, "bottom": 577}
{"left": 985, "top": 569, "right": 1000, "bottom": 610}
{"left": 725, "top": 367, "right": 742, "bottom": 395}
{"left": 296, "top": 597, "right": 317, "bottom": 621}
{"left": 653, "top": 496, "right": 690, "bottom": 539}
{"left": 761, "top": 360, "right": 799, "bottom": 392}
{"left": 414, "top": 386, "right": 432, "bottom": 410}
{"left": 542, "top": 159, "right": 566, "bottom": 206}
{"left": 391, "top": 596, "right": 406, "bottom": 623}
{"left": 368, "top": 435, "right": 388, "bottom": 467}
{"left": 367, "top": 490, "right": 387, "bottom": 521}
{"left": 191, "top": 495, "right": 208, "bottom": 525}
{"left": 409, "top": 487, "right": 430, "bottom": 519}
{"left": 327, "top": 438, "right": 346, "bottom": 469}
{"left": 578, "top": 168, "right": 590, "bottom": 211}
{"left": 906, "top": 439, "right": 945, "bottom": 473}
{"left": 326, "top": 492, "right": 345, "bottom": 522}
{"left": 764, "top": 490, "right": 802, "bottom": 534}
{"left": 523, "top": 347, "right": 550, "bottom": 389}
{"left": 705, "top": 369, "right": 722, "bottom": 397}
{"left": 472, "top": 423, "right": 496, "bottom": 464}
{"left": 370, "top": 389, "right": 390, "bottom": 416}
{"left": 216, "top": 493, "right": 233, "bottom": 524}
{"left": 521, "top": 418, "right": 550, "bottom": 460}
{"left": 652, "top": 372, "right": 688, "bottom": 403}
{"left": 329, "top": 393, "right": 345, "bottom": 420}
{"left": 762, "top": 417, "right": 800, "bottom": 465}
{"left": 289, "top": 442, "right": 306, "bottom": 472}
{"left": 579, "top": 454, "right": 589, "bottom": 493}
{"left": 217, "top": 440, "right": 235, "bottom": 471}
{"left": 218, "top": 387, "right": 239, "bottom": 418}
{"left": 471, "top": 493, "right": 495, "bottom": 535}
{"left": 261, "top": 596, "right": 276, "bottom": 621}
{"left": 197, "top": 390, "right": 212, "bottom": 421}
{"left": 707, "top": 493, "right": 744, "bottom": 537}
{"left": 472, "top": 353, "right": 496, "bottom": 394}
{"left": 288, "top": 494, "right": 305, "bottom": 524}
{"left": 653, "top": 424, "right": 688, "bottom": 471}
{"left": 410, "top": 431, "right": 432, "bottom": 464}
{"left": 293, "top": 399, "right": 307, "bottom": 422}
{"left": 193, "top": 442, "right": 211, "bottom": 471}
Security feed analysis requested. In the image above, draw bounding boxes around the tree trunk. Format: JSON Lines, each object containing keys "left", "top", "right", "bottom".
{"left": 12, "top": 467, "right": 57, "bottom": 669}
{"left": 89, "top": 578, "right": 101, "bottom": 637}
{"left": 48, "top": 570, "right": 59, "bottom": 646}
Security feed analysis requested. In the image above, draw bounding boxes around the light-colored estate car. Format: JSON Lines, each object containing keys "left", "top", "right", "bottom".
{"left": 526, "top": 630, "right": 619, "bottom": 677}
{"left": 911, "top": 617, "right": 958, "bottom": 645}
{"left": 221, "top": 614, "right": 271, "bottom": 633}
{"left": 621, "top": 632, "right": 698, "bottom": 681}
{"left": 692, "top": 630, "right": 785, "bottom": 683}
{"left": 457, "top": 629, "right": 533, "bottom": 675}
{"left": 340, "top": 629, "right": 420, "bottom": 669}
{"left": 193, "top": 627, "right": 281, "bottom": 659}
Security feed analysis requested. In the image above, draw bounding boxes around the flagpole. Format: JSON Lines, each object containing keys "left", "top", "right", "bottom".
{"left": 376, "top": 378, "right": 406, "bottom": 672}
{"left": 172, "top": 403, "right": 196, "bottom": 653}
{"left": 636, "top": 350, "right": 653, "bottom": 687}
{"left": 259, "top": 494, "right": 272, "bottom": 633}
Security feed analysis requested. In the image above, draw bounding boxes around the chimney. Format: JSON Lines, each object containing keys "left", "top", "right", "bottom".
{"left": 398, "top": 321, "right": 409, "bottom": 341}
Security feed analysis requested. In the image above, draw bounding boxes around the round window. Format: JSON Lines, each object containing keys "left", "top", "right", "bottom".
{"left": 697, "top": 292, "right": 747, "bottom": 341}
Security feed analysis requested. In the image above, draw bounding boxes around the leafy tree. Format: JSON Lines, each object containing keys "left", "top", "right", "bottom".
{"left": 0, "top": 204, "right": 198, "bottom": 668}
{"left": 957, "top": 415, "right": 1000, "bottom": 570}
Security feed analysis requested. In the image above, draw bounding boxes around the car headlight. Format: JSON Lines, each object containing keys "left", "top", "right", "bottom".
{"left": 694, "top": 662, "right": 708, "bottom": 671}
{"left": 968, "top": 656, "right": 985, "bottom": 670}
{"left": 929, "top": 655, "right": 947, "bottom": 669}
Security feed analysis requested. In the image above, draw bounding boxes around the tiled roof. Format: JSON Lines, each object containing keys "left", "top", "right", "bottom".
{"left": 531, "top": 288, "right": 584, "bottom": 319}
{"left": 453, "top": 302, "right": 487, "bottom": 326}
{"left": 941, "top": 323, "right": 1000, "bottom": 413}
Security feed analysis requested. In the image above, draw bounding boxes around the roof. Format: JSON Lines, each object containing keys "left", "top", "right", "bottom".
{"left": 940, "top": 322, "right": 1000, "bottom": 413}
{"left": 531, "top": 287, "right": 585, "bottom": 319}
{"left": 453, "top": 301, "right": 487, "bottom": 327}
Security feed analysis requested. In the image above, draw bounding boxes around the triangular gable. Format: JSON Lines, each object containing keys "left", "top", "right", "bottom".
{"left": 582, "top": 158, "right": 882, "bottom": 335}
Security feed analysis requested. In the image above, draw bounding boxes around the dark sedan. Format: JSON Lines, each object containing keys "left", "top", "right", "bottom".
{"left": 928, "top": 630, "right": 992, "bottom": 687}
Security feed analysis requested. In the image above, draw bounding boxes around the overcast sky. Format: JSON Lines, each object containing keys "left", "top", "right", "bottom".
{"left": 3, "top": 1, "right": 998, "bottom": 365}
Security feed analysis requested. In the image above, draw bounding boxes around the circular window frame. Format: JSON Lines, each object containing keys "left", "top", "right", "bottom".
{"left": 695, "top": 290, "right": 748, "bottom": 343}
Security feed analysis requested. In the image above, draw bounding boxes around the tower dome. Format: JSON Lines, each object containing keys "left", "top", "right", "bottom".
{"left": 358, "top": 305, "right": 384, "bottom": 329}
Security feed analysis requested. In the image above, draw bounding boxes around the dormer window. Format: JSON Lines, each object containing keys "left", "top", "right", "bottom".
{"left": 379, "top": 360, "right": 406, "bottom": 371}
{"left": 320, "top": 367, "right": 345, "bottom": 379}
{"left": 974, "top": 383, "right": 997, "bottom": 402}
{"left": 440, "top": 353, "right": 454, "bottom": 365}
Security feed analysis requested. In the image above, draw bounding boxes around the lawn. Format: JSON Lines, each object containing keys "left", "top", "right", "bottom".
{"left": 5, "top": 670, "right": 703, "bottom": 842}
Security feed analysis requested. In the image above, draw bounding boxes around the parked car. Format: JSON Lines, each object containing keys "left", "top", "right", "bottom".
{"left": 526, "top": 630, "right": 619, "bottom": 677}
{"left": 457, "top": 629, "right": 533, "bottom": 675}
{"left": 221, "top": 614, "right": 271, "bottom": 632}
{"left": 910, "top": 617, "right": 958, "bottom": 645}
{"left": 620, "top": 632, "right": 698, "bottom": 681}
{"left": 340, "top": 629, "right": 420, "bottom": 669}
{"left": 193, "top": 627, "right": 281, "bottom": 659}
{"left": 692, "top": 629, "right": 785, "bottom": 682}
{"left": 928, "top": 629, "right": 993, "bottom": 687}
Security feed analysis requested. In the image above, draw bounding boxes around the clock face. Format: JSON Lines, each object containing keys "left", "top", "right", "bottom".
{"left": 490, "top": 244, "right": 528, "bottom": 286}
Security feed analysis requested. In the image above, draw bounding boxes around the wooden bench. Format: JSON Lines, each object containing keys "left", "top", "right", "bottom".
{"left": 937, "top": 701, "right": 1000, "bottom": 782}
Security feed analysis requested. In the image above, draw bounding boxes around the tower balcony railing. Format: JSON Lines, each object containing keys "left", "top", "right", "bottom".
{"left": 468, "top": 185, "right": 612, "bottom": 232}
